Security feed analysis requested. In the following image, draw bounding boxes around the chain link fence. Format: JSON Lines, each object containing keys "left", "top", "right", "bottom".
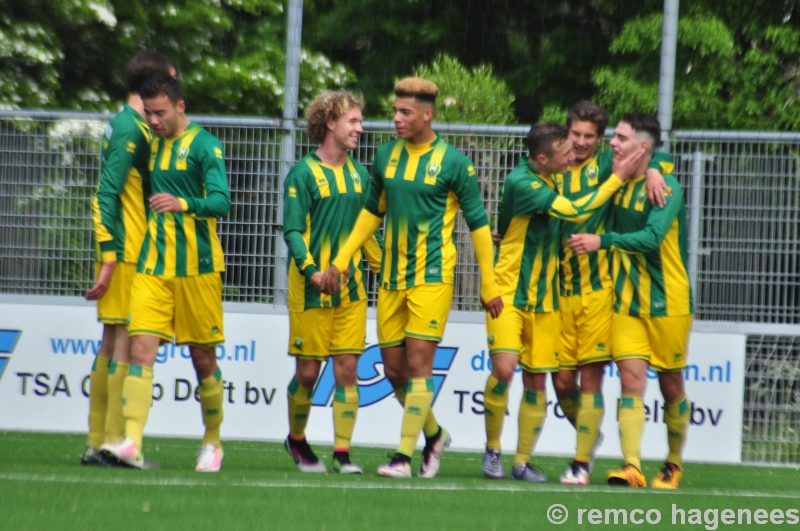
{"left": 1, "top": 110, "right": 799, "bottom": 465}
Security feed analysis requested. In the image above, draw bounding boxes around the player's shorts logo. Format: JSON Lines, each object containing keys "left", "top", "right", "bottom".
{"left": 178, "top": 146, "right": 189, "bottom": 162}
{"left": 293, "top": 337, "right": 304, "bottom": 349}
{"left": 0, "top": 330, "right": 22, "bottom": 382}
{"left": 312, "top": 345, "right": 458, "bottom": 407}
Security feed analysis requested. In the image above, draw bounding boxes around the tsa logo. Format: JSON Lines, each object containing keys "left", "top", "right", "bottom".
{"left": 312, "top": 344, "right": 458, "bottom": 407}
{"left": 0, "top": 330, "right": 22, "bottom": 381}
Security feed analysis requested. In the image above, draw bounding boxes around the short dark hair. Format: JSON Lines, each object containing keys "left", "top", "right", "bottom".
{"left": 566, "top": 101, "right": 608, "bottom": 137}
{"left": 126, "top": 50, "right": 177, "bottom": 94}
{"left": 621, "top": 112, "right": 662, "bottom": 151}
{"left": 526, "top": 121, "right": 569, "bottom": 158}
{"left": 140, "top": 72, "right": 185, "bottom": 104}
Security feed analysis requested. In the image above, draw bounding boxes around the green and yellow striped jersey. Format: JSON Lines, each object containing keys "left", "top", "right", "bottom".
{"left": 92, "top": 104, "right": 151, "bottom": 264}
{"left": 559, "top": 150, "right": 675, "bottom": 296}
{"left": 599, "top": 173, "right": 693, "bottom": 317}
{"left": 283, "top": 153, "right": 383, "bottom": 312}
{"left": 137, "top": 122, "right": 231, "bottom": 277}
{"left": 495, "top": 158, "right": 625, "bottom": 312}
{"left": 364, "top": 135, "right": 487, "bottom": 290}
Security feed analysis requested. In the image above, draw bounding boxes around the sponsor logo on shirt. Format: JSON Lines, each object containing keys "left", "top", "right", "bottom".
{"left": 288, "top": 186, "right": 297, "bottom": 198}
{"left": 531, "top": 181, "right": 542, "bottom": 190}
{"left": 214, "top": 147, "right": 223, "bottom": 159}
{"left": 126, "top": 141, "right": 136, "bottom": 154}
{"left": 467, "top": 165, "right": 476, "bottom": 177}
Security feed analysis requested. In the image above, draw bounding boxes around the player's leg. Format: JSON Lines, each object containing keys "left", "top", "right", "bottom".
{"left": 562, "top": 287, "right": 613, "bottom": 484}
{"left": 83, "top": 322, "right": 114, "bottom": 465}
{"left": 553, "top": 293, "right": 580, "bottom": 427}
{"left": 104, "top": 323, "right": 131, "bottom": 446}
{"left": 512, "top": 311, "right": 558, "bottom": 483}
{"left": 329, "top": 300, "right": 366, "bottom": 474}
{"left": 177, "top": 272, "right": 227, "bottom": 472}
{"left": 482, "top": 303, "right": 523, "bottom": 479}
{"left": 650, "top": 315, "right": 692, "bottom": 489}
{"left": 102, "top": 273, "right": 172, "bottom": 469}
{"left": 286, "top": 306, "right": 329, "bottom": 473}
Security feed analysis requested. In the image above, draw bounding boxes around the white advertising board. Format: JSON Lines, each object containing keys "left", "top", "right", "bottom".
{"left": 0, "top": 301, "right": 745, "bottom": 463}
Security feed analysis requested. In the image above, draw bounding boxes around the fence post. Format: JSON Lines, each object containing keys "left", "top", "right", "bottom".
{"left": 658, "top": 0, "right": 679, "bottom": 153}
{"left": 275, "top": 0, "right": 304, "bottom": 306}
{"left": 688, "top": 149, "right": 711, "bottom": 306}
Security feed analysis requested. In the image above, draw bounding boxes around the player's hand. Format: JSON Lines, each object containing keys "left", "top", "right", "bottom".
{"left": 482, "top": 296, "right": 504, "bottom": 319}
{"left": 612, "top": 148, "right": 646, "bottom": 181}
{"left": 568, "top": 234, "right": 601, "bottom": 255}
{"left": 150, "top": 193, "right": 183, "bottom": 213}
{"left": 320, "top": 265, "right": 341, "bottom": 294}
{"left": 491, "top": 230, "right": 502, "bottom": 246}
{"left": 309, "top": 271, "right": 326, "bottom": 293}
{"left": 645, "top": 168, "right": 671, "bottom": 208}
{"left": 85, "top": 261, "right": 116, "bottom": 300}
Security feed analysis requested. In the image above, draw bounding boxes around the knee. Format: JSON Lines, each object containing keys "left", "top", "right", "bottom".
{"left": 295, "top": 366, "right": 319, "bottom": 389}
{"left": 620, "top": 372, "right": 645, "bottom": 396}
{"left": 660, "top": 375, "right": 685, "bottom": 403}
{"left": 491, "top": 361, "right": 516, "bottom": 383}
{"left": 552, "top": 373, "right": 577, "bottom": 398}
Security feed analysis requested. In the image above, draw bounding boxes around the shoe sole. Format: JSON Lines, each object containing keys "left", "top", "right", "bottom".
{"left": 419, "top": 431, "right": 453, "bottom": 479}
{"left": 377, "top": 470, "right": 411, "bottom": 478}
{"left": 607, "top": 477, "right": 645, "bottom": 487}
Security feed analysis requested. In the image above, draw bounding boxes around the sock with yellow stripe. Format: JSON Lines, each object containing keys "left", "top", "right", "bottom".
{"left": 395, "top": 386, "right": 440, "bottom": 440}
{"left": 514, "top": 389, "right": 546, "bottom": 467}
{"left": 87, "top": 355, "right": 110, "bottom": 448}
{"left": 104, "top": 360, "right": 129, "bottom": 445}
{"left": 397, "top": 378, "right": 434, "bottom": 457}
{"left": 484, "top": 375, "right": 509, "bottom": 451}
{"left": 618, "top": 395, "right": 645, "bottom": 470}
{"left": 558, "top": 389, "right": 581, "bottom": 428}
{"left": 665, "top": 395, "right": 690, "bottom": 466}
{"left": 287, "top": 376, "right": 313, "bottom": 439}
{"left": 575, "top": 393, "right": 604, "bottom": 462}
{"left": 199, "top": 368, "right": 224, "bottom": 447}
{"left": 122, "top": 364, "right": 154, "bottom": 451}
{"left": 333, "top": 385, "right": 359, "bottom": 451}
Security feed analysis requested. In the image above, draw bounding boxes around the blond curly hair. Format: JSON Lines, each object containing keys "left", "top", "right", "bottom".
{"left": 305, "top": 90, "right": 365, "bottom": 144}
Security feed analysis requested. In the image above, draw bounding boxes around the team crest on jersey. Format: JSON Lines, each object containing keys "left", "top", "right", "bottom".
{"left": 350, "top": 171, "right": 361, "bottom": 186}
{"left": 177, "top": 146, "right": 189, "bottom": 162}
{"left": 587, "top": 164, "right": 599, "bottom": 184}
{"left": 426, "top": 162, "right": 441, "bottom": 178}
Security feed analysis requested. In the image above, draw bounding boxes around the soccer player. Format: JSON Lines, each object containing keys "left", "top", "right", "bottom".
{"left": 569, "top": 113, "right": 693, "bottom": 489}
{"left": 102, "top": 73, "right": 231, "bottom": 472}
{"left": 481, "top": 121, "right": 644, "bottom": 482}
{"left": 321, "top": 77, "right": 504, "bottom": 479}
{"left": 82, "top": 50, "right": 177, "bottom": 466}
{"left": 553, "top": 101, "right": 673, "bottom": 485}
{"left": 282, "top": 90, "right": 382, "bottom": 474}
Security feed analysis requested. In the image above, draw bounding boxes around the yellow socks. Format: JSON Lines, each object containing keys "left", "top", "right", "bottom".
{"left": 515, "top": 389, "right": 546, "bottom": 467}
{"left": 199, "top": 368, "right": 224, "bottom": 447}
{"left": 558, "top": 390, "right": 581, "bottom": 428}
{"left": 484, "top": 375, "right": 509, "bottom": 451}
{"left": 333, "top": 385, "right": 359, "bottom": 451}
{"left": 665, "top": 395, "right": 690, "bottom": 466}
{"left": 104, "top": 360, "right": 129, "bottom": 444}
{"left": 287, "top": 376, "right": 313, "bottom": 439}
{"left": 398, "top": 378, "right": 434, "bottom": 457}
{"left": 618, "top": 395, "right": 645, "bottom": 470}
{"left": 395, "top": 385, "right": 440, "bottom": 439}
{"left": 122, "top": 364, "right": 154, "bottom": 450}
{"left": 575, "top": 393, "right": 604, "bottom": 462}
{"left": 87, "top": 355, "right": 110, "bottom": 448}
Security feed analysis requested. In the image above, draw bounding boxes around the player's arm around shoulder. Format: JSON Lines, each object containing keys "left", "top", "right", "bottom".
{"left": 183, "top": 134, "right": 231, "bottom": 218}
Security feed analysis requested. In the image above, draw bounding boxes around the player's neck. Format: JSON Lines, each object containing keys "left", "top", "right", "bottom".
{"left": 529, "top": 157, "right": 552, "bottom": 180}
{"left": 166, "top": 115, "right": 191, "bottom": 140}
{"left": 126, "top": 94, "right": 145, "bottom": 118}
{"left": 635, "top": 155, "right": 652, "bottom": 178}
{"left": 315, "top": 141, "right": 348, "bottom": 168}
{"left": 405, "top": 127, "right": 436, "bottom": 146}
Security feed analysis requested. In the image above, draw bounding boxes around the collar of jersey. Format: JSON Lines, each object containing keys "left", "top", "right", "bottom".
{"left": 310, "top": 152, "right": 348, "bottom": 171}
{"left": 567, "top": 154, "right": 597, "bottom": 175}
{"left": 522, "top": 157, "right": 556, "bottom": 190}
{"left": 404, "top": 135, "right": 437, "bottom": 155}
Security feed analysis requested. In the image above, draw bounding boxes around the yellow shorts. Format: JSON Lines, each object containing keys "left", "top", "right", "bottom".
{"left": 128, "top": 272, "right": 224, "bottom": 346}
{"left": 485, "top": 304, "right": 560, "bottom": 373}
{"left": 96, "top": 262, "right": 137, "bottom": 324}
{"left": 611, "top": 313, "right": 693, "bottom": 372}
{"left": 559, "top": 288, "right": 613, "bottom": 369}
{"left": 377, "top": 283, "right": 454, "bottom": 347}
{"left": 289, "top": 300, "right": 367, "bottom": 360}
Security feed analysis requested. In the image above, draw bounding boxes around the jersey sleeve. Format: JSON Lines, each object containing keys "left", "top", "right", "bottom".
{"left": 600, "top": 177, "right": 685, "bottom": 253}
{"left": 94, "top": 122, "right": 139, "bottom": 262}
{"left": 650, "top": 150, "right": 674, "bottom": 175}
{"left": 451, "top": 157, "right": 489, "bottom": 231}
{"left": 360, "top": 174, "right": 384, "bottom": 273}
{"left": 282, "top": 169, "right": 318, "bottom": 278}
{"left": 181, "top": 138, "right": 231, "bottom": 218}
{"left": 364, "top": 152, "right": 387, "bottom": 217}
{"left": 547, "top": 176, "right": 624, "bottom": 223}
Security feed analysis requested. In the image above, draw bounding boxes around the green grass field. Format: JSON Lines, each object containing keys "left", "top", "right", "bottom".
{"left": 2, "top": 432, "right": 799, "bottom": 531}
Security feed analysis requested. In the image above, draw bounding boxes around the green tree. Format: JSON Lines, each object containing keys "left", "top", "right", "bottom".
{"left": 379, "top": 54, "right": 514, "bottom": 124}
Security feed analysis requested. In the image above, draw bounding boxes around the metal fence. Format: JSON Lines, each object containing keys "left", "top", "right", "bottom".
{"left": 1, "top": 110, "right": 799, "bottom": 465}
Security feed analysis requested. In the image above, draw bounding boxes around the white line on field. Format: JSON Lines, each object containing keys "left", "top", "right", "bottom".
{"left": 1, "top": 472, "right": 799, "bottom": 499}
